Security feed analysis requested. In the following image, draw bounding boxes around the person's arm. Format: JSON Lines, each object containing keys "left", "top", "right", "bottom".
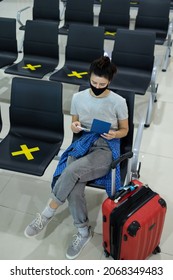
{"left": 71, "top": 115, "right": 83, "bottom": 133}
{"left": 101, "top": 118, "right": 129, "bottom": 140}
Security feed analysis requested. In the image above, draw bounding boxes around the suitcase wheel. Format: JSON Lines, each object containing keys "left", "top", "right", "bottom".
{"left": 104, "top": 250, "right": 110, "bottom": 258}
{"left": 152, "top": 245, "right": 161, "bottom": 255}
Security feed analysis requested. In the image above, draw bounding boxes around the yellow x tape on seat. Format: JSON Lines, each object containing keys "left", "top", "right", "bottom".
{"left": 130, "top": 1, "right": 138, "bottom": 4}
{"left": 11, "top": 144, "right": 40, "bottom": 160}
{"left": 22, "top": 64, "right": 42, "bottom": 71}
{"left": 104, "top": 31, "right": 116, "bottom": 36}
{"left": 67, "top": 71, "right": 88, "bottom": 78}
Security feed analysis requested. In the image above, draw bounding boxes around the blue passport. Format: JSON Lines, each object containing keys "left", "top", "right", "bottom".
{"left": 90, "top": 118, "right": 111, "bottom": 134}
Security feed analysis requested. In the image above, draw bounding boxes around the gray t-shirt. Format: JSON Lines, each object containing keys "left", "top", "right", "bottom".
{"left": 70, "top": 89, "right": 128, "bottom": 130}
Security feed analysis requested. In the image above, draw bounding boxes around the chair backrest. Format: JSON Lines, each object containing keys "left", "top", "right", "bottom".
{"left": 64, "top": 0, "right": 94, "bottom": 26}
{"left": 66, "top": 24, "right": 104, "bottom": 63}
{"left": 111, "top": 29, "right": 155, "bottom": 71}
{"left": 33, "top": 0, "right": 60, "bottom": 22}
{"left": 23, "top": 20, "right": 59, "bottom": 61}
{"left": 99, "top": 0, "right": 130, "bottom": 31}
{"left": 0, "top": 17, "right": 17, "bottom": 53}
{"left": 135, "top": 0, "right": 170, "bottom": 40}
{"left": 10, "top": 78, "right": 64, "bottom": 143}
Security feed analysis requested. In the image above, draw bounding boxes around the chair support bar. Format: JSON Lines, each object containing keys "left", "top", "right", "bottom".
{"left": 162, "top": 21, "right": 173, "bottom": 71}
{"left": 131, "top": 121, "right": 144, "bottom": 179}
{"left": 145, "top": 63, "right": 158, "bottom": 126}
{"left": 17, "top": 6, "right": 31, "bottom": 28}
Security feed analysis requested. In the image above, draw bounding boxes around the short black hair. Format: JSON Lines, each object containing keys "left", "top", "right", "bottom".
{"left": 89, "top": 56, "right": 117, "bottom": 81}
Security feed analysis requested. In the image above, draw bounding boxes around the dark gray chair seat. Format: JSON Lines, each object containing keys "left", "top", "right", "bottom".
{"left": 50, "top": 63, "right": 91, "bottom": 85}
{"left": 111, "top": 67, "right": 153, "bottom": 95}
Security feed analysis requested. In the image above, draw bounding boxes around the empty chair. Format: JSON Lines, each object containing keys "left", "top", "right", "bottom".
{"left": 0, "top": 17, "right": 18, "bottom": 68}
{"left": 110, "top": 29, "right": 157, "bottom": 127}
{"left": 50, "top": 24, "right": 104, "bottom": 85}
{"left": 0, "top": 78, "right": 64, "bottom": 176}
{"left": 5, "top": 20, "right": 59, "bottom": 79}
{"left": 98, "top": 0, "right": 130, "bottom": 40}
{"left": 135, "top": 0, "right": 172, "bottom": 71}
{"left": 17, "top": 0, "right": 60, "bottom": 30}
{"left": 58, "top": 0, "right": 94, "bottom": 35}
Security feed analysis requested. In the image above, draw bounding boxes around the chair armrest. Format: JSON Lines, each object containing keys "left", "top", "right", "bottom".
{"left": 17, "top": 6, "right": 31, "bottom": 28}
{"left": 111, "top": 151, "right": 133, "bottom": 169}
{"left": 167, "top": 20, "right": 173, "bottom": 46}
{"left": 108, "top": 151, "right": 133, "bottom": 198}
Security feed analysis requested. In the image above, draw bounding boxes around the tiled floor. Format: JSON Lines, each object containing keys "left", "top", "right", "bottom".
{"left": 0, "top": 0, "right": 173, "bottom": 260}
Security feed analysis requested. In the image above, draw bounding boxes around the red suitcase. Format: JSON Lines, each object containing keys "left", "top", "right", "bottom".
{"left": 102, "top": 179, "right": 167, "bottom": 260}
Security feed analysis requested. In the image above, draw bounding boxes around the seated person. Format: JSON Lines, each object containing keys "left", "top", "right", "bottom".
{"left": 24, "top": 56, "right": 129, "bottom": 260}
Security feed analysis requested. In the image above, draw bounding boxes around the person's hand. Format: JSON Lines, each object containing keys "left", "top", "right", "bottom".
{"left": 71, "top": 121, "right": 83, "bottom": 133}
{"left": 101, "top": 130, "right": 116, "bottom": 140}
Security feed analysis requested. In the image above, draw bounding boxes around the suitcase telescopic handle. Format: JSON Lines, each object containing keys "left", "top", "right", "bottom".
{"left": 114, "top": 185, "right": 138, "bottom": 203}
{"left": 110, "top": 151, "right": 133, "bottom": 199}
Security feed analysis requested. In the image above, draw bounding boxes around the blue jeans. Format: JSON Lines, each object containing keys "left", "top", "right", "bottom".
{"left": 50, "top": 137, "right": 112, "bottom": 228}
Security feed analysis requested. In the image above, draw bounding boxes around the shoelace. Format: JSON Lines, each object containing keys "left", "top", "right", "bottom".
{"left": 33, "top": 213, "right": 44, "bottom": 230}
{"left": 72, "top": 234, "right": 82, "bottom": 250}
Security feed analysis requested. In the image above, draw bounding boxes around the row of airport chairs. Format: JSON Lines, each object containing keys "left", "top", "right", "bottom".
{"left": 93, "top": 0, "right": 173, "bottom": 9}
{"left": 0, "top": 77, "right": 139, "bottom": 188}
{"left": 15, "top": 0, "right": 173, "bottom": 73}
{"left": 17, "top": 0, "right": 172, "bottom": 41}
{"left": 0, "top": 19, "right": 158, "bottom": 127}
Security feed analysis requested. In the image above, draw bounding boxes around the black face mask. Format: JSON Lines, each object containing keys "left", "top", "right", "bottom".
{"left": 90, "top": 83, "right": 108, "bottom": 96}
